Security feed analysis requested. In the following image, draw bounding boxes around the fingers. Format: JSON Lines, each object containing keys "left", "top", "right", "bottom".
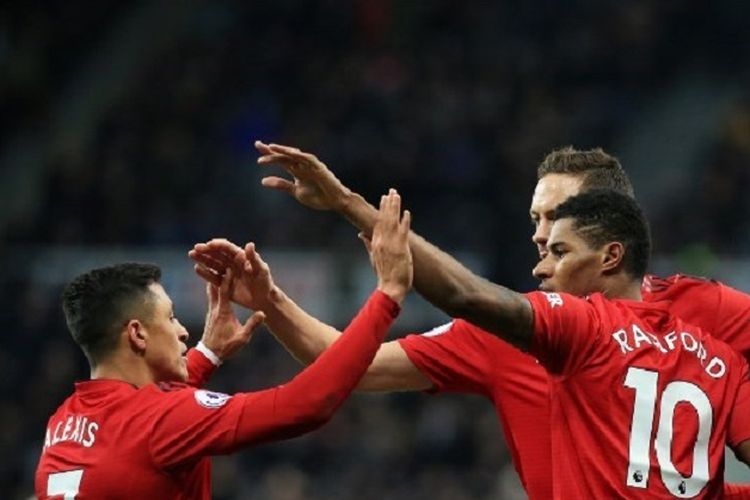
{"left": 385, "top": 188, "right": 400, "bottom": 221}
{"left": 256, "top": 141, "right": 295, "bottom": 167}
{"left": 257, "top": 152, "right": 293, "bottom": 165}
{"left": 189, "top": 249, "right": 228, "bottom": 275}
{"left": 245, "top": 242, "right": 268, "bottom": 276}
{"left": 376, "top": 189, "right": 401, "bottom": 229}
{"left": 400, "top": 209, "right": 411, "bottom": 235}
{"left": 190, "top": 239, "right": 241, "bottom": 271}
{"left": 233, "top": 250, "right": 250, "bottom": 274}
{"left": 358, "top": 231, "right": 373, "bottom": 254}
{"left": 217, "top": 267, "right": 233, "bottom": 309}
{"left": 240, "top": 310, "right": 266, "bottom": 341}
{"left": 260, "top": 176, "right": 296, "bottom": 194}
{"left": 266, "top": 143, "right": 318, "bottom": 165}
{"left": 194, "top": 263, "right": 223, "bottom": 287}
{"left": 206, "top": 280, "right": 219, "bottom": 308}
{"left": 254, "top": 140, "right": 273, "bottom": 155}
{"left": 205, "top": 238, "right": 244, "bottom": 256}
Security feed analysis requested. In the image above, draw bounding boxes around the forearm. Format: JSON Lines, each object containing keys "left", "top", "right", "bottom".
{"left": 234, "top": 290, "right": 400, "bottom": 444}
{"left": 339, "top": 191, "right": 531, "bottom": 341}
{"left": 262, "top": 286, "right": 344, "bottom": 365}
{"left": 340, "top": 193, "right": 470, "bottom": 307}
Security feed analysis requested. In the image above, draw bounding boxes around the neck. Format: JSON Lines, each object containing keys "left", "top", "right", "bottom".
{"left": 599, "top": 276, "right": 643, "bottom": 301}
{"left": 91, "top": 354, "right": 154, "bottom": 388}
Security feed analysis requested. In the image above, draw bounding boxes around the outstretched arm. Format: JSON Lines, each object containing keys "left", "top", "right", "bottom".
{"left": 224, "top": 193, "right": 413, "bottom": 440}
{"left": 256, "top": 142, "right": 534, "bottom": 348}
{"left": 152, "top": 268, "right": 403, "bottom": 468}
{"left": 189, "top": 195, "right": 434, "bottom": 391}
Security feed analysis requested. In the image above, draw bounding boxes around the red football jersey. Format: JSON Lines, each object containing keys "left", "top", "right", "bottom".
{"left": 185, "top": 346, "right": 218, "bottom": 388}
{"left": 643, "top": 274, "right": 750, "bottom": 363}
{"left": 528, "top": 290, "right": 750, "bottom": 499}
{"left": 36, "top": 290, "right": 399, "bottom": 499}
{"left": 400, "top": 275, "right": 750, "bottom": 499}
{"left": 399, "top": 320, "right": 553, "bottom": 499}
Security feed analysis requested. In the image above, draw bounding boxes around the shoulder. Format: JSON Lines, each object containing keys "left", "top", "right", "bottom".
{"left": 132, "top": 382, "right": 196, "bottom": 407}
{"left": 399, "top": 318, "right": 511, "bottom": 356}
{"left": 526, "top": 290, "right": 603, "bottom": 316}
{"left": 139, "top": 383, "right": 236, "bottom": 412}
{"left": 642, "top": 273, "right": 720, "bottom": 297}
{"left": 154, "top": 381, "right": 192, "bottom": 393}
{"left": 409, "top": 318, "right": 488, "bottom": 340}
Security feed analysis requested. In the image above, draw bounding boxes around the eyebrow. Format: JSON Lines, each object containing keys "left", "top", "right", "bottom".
{"left": 530, "top": 209, "right": 556, "bottom": 219}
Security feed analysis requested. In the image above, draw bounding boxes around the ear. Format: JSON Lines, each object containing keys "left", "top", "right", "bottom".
{"left": 601, "top": 242, "right": 625, "bottom": 275}
{"left": 125, "top": 319, "right": 148, "bottom": 354}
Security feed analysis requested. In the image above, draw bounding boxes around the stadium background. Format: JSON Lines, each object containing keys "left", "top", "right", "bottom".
{"left": 2, "top": 1, "right": 750, "bottom": 498}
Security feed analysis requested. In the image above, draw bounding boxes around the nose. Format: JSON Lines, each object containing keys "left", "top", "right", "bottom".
{"left": 532, "top": 257, "right": 553, "bottom": 281}
{"left": 177, "top": 321, "right": 189, "bottom": 342}
{"left": 532, "top": 220, "right": 551, "bottom": 257}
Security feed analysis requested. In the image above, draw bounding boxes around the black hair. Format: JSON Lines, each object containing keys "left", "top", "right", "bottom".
{"left": 61, "top": 263, "right": 162, "bottom": 366}
{"left": 553, "top": 190, "right": 651, "bottom": 279}
{"left": 537, "top": 146, "right": 635, "bottom": 197}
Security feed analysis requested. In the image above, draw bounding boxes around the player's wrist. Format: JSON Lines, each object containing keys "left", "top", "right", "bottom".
{"left": 377, "top": 282, "right": 407, "bottom": 305}
{"left": 196, "top": 340, "right": 223, "bottom": 366}
{"left": 334, "top": 188, "right": 356, "bottom": 213}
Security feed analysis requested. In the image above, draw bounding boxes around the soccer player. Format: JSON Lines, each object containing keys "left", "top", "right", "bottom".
{"left": 194, "top": 189, "right": 750, "bottom": 497}
{"left": 231, "top": 141, "right": 750, "bottom": 498}
{"left": 34, "top": 192, "right": 412, "bottom": 499}
{"left": 501, "top": 190, "right": 750, "bottom": 497}
{"left": 529, "top": 147, "right": 750, "bottom": 359}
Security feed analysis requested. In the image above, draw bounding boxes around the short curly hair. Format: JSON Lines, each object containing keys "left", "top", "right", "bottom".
{"left": 554, "top": 190, "right": 651, "bottom": 279}
{"left": 537, "top": 146, "right": 635, "bottom": 197}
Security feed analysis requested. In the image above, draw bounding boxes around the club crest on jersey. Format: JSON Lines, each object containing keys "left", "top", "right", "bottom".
{"left": 543, "top": 292, "right": 563, "bottom": 308}
{"left": 194, "top": 390, "right": 231, "bottom": 409}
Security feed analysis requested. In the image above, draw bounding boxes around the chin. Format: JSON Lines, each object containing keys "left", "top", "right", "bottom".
{"left": 168, "top": 362, "right": 189, "bottom": 383}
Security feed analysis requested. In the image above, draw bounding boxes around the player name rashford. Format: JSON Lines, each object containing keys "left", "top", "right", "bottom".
{"left": 44, "top": 414, "right": 99, "bottom": 449}
{"left": 611, "top": 324, "right": 727, "bottom": 379}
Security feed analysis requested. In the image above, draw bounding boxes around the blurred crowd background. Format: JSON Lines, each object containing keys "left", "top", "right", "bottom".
{"left": 2, "top": 1, "right": 750, "bottom": 498}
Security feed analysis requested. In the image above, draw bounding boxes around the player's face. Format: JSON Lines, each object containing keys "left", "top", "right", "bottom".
{"left": 142, "top": 283, "right": 189, "bottom": 382}
{"left": 530, "top": 173, "right": 583, "bottom": 266}
{"left": 536, "top": 218, "right": 606, "bottom": 297}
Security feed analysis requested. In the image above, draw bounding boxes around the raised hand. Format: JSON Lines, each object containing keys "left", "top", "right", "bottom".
{"left": 201, "top": 268, "right": 266, "bottom": 361}
{"left": 368, "top": 189, "right": 413, "bottom": 305}
{"left": 189, "top": 239, "right": 277, "bottom": 311}
{"left": 256, "top": 141, "right": 352, "bottom": 211}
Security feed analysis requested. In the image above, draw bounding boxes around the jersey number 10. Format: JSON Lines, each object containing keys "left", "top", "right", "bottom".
{"left": 624, "top": 367, "right": 711, "bottom": 498}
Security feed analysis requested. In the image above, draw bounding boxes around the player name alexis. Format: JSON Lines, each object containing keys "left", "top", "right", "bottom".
{"left": 44, "top": 414, "right": 99, "bottom": 449}
{"left": 611, "top": 324, "right": 727, "bottom": 379}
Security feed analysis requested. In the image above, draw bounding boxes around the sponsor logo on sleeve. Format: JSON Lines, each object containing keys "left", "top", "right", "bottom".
{"left": 543, "top": 292, "right": 563, "bottom": 308}
{"left": 194, "top": 390, "right": 232, "bottom": 409}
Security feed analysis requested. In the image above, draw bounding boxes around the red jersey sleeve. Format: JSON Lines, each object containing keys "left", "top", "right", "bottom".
{"left": 728, "top": 360, "right": 750, "bottom": 449}
{"left": 150, "top": 290, "right": 400, "bottom": 467}
{"left": 185, "top": 348, "right": 217, "bottom": 388}
{"left": 526, "top": 291, "right": 603, "bottom": 376}
{"left": 398, "top": 320, "right": 494, "bottom": 396}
